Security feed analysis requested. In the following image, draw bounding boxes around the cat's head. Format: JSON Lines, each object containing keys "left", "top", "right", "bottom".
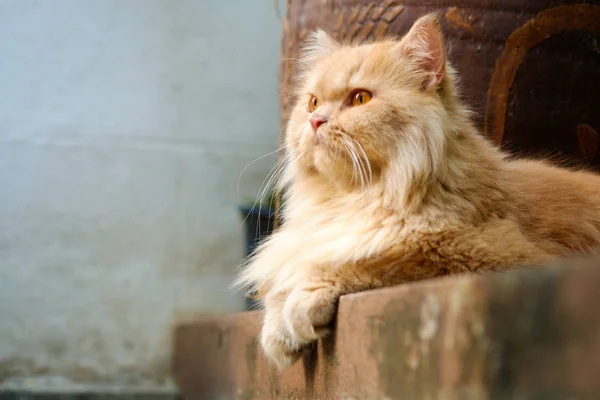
{"left": 284, "top": 14, "right": 467, "bottom": 202}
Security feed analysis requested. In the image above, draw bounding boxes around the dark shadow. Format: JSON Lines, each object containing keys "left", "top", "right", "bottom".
{"left": 302, "top": 342, "right": 318, "bottom": 394}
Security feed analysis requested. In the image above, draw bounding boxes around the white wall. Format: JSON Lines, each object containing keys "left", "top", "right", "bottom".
{"left": 0, "top": 0, "right": 282, "bottom": 385}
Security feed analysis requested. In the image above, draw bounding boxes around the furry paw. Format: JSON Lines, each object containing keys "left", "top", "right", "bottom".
{"left": 260, "top": 286, "right": 338, "bottom": 369}
{"left": 260, "top": 318, "right": 303, "bottom": 370}
{"left": 283, "top": 287, "right": 338, "bottom": 344}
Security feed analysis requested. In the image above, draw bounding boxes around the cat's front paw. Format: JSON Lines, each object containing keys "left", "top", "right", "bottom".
{"left": 261, "top": 316, "right": 303, "bottom": 370}
{"left": 260, "top": 285, "right": 338, "bottom": 369}
{"left": 283, "top": 287, "right": 338, "bottom": 344}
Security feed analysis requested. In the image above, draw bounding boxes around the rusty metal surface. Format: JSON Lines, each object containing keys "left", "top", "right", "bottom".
{"left": 279, "top": 0, "right": 600, "bottom": 169}
{"left": 173, "top": 255, "right": 600, "bottom": 399}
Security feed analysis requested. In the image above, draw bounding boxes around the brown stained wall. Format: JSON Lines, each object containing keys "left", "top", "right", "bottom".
{"left": 279, "top": 0, "right": 600, "bottom": 170}
{"left": 173, "top": 255, "right": 600, "bottom": 399}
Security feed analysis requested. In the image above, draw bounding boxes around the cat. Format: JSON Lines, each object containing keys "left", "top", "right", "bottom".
{"left": 236, "top": 14, "right": 600, "bottom": 369}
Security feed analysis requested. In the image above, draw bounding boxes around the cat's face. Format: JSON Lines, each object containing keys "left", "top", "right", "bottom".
{"left": 285, "top": 16, "right": 451, "bottom": 191}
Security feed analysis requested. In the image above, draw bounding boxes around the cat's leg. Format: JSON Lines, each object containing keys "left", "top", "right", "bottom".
{"left": 261, "top": 266, "right": 375, "bottom": 368}
{"left": 237, "top": 232, "right": 313, "bottom": 367}
{"left": 281, "top": 276, "right": 340, "bottom": 345}
{"left": 260, "top": 288, "right": 304, "bottom": 369}
{"left": 261, "top": 281, "right": 339, "bottom": 369}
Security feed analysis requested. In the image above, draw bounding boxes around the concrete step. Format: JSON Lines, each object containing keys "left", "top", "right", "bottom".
{"left": 0, "top": 392, "right": 179, "bottom": 400}
{"left": 173, "top": 254, "right": 600, "bottom": 399}
{"left": 0, "top": 379, "right": 180, "bottom": 400}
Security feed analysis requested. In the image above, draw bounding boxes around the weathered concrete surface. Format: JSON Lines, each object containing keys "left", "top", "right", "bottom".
{"left": 173, "top": 255, "right": 600, "bottom": 399}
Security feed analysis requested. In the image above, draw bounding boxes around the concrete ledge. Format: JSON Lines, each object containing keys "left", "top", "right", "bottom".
{"left": 0, "top": 378, "right": 180, "bottom": 400}
{"left": 173, "top": 256, "right": 600, "bottom": 399}
{"left": 0, "top": 388, "right": 179, "bottom": 400}
{"left": 0, "top": 392, "right": 179, "bottom": 400}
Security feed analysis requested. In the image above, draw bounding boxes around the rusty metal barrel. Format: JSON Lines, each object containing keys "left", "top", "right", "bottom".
{"left": 279, "top": 0, "right": 600, "bottom": 168}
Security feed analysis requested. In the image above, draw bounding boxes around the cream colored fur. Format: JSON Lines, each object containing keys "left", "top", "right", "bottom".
{"left": 236, "top": 14, "right": 600, "bottom": 369}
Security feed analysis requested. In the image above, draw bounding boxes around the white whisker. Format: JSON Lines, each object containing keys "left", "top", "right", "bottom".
{"left": 256, "top": 160, "right": 286, "bottom": 236}
{"left": 353, "top": 146, "right": 367, "bottom": 190}
{"left": 237, "top": 146, "right": 287, "bottom": 197}
{"left": 238, "top": 138, "right": 301, "bottom": 233}
{"left": 341, "top": 139, "right": 358, "bottom": 185}
{"left": 240, "top": 160, "right": 282, "bottom": 233}
{"left": 342, "top": 137, "right": 365, "bottom": 189}
{"left": 352, "top": 139, "right": 373, "bottom": 187}
{"left": 350, "top": 139, "right": 366, "bottom": 189}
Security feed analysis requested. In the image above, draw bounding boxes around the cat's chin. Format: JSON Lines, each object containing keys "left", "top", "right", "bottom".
{"left": 310, "top": 148, "right": 355, "bottom": 185}
{"left": 311, "top": 144, "right": 336, "bottom": 168}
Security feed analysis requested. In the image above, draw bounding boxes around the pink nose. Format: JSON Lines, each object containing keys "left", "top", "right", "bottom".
{"left": 309, "top": 114, "right": 328, "bottom": 131}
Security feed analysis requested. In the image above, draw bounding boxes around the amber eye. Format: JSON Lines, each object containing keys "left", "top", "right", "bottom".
{"left": 308, "top": 95, "right": 319, "bottom": 112}
{"left": 350, "top": 89, "right": 372, "bottom": 107}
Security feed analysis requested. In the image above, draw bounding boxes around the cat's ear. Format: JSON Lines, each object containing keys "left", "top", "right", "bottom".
{"left": 397, "top": 14, "right": 446, "bottom": 90}
{"left": 301, "top": 29, "right": 340, "bottom": 65}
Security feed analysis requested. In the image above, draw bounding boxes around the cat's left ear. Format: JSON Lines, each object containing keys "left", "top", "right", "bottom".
{"left": 301, "top": 29, "right": 340, "bottom": 65}
{"left": 397, "top": 14, "right": 446, "bottom": 91}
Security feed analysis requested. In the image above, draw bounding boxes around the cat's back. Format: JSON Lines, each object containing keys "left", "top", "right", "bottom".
{"left": 506, "top": 158, "right": 600, "bottom": 255}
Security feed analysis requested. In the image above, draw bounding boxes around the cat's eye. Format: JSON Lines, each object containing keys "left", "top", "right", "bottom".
{"left": 308, "top": 95, "right": 319, "bottom": 112}
{"left": 350, "top": 89, "right": 372, "bottom": 107}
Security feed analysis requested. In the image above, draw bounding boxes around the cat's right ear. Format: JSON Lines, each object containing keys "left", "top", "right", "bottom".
{"left": 396, "top": 14, "right": 446, "bottom": 91}
{"left": 300, "top": 29, "right": 340, "bottom": 66}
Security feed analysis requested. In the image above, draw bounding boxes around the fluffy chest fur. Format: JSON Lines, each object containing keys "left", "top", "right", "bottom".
{"left": 280, "top": 181, "right": 551, "bottom": 286}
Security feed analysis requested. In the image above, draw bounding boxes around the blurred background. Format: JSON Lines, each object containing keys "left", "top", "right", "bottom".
{"left": 0, "top": 0, "right": 283, "bottom": 391}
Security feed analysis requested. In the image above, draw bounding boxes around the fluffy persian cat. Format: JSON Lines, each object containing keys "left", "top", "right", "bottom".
{"left": 237, "top": 14, "right": 600, "bottom": 369}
